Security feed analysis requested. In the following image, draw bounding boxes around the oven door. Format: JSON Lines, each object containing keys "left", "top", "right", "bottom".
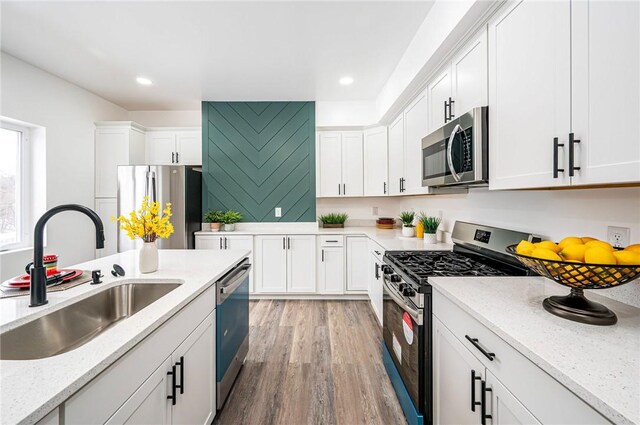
{"left": 382, "top": 276, "right": 424, "bottom": 412}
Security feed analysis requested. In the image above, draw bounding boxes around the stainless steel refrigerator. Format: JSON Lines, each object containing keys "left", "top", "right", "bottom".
{"left": 117, "top": 165, "right": 202, "bottom": 252}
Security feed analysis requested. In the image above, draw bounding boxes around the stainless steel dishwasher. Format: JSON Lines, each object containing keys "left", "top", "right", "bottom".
{"left": 216, "top": 257, "right": 251, "bottom": 409}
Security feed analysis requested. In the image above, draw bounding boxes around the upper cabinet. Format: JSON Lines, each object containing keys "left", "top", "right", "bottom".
{"left": 146, "top": 129, "right": 202, "bottom": 166}
{"left": 363, "top": 127, "right": 388, "bottom": 196}
{"left": 427, "top": 68, "right": 452, "bottom": 132}
{"left": 403, "top": 92, "right": 429, "bottom": 195}
{"left": 95, "top": 122, "right": 146, "bottom": 198}
{"left": 317, "top": 131, "right": 363, "bottom": 197}
{"left": 489, "top": 0, "right": 639, "bottom": 190}
{"left": 387, "top": 115, "right": 405, "bottom": 195}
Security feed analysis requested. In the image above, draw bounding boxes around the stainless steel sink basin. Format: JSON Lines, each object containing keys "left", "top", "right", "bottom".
{"left": 0, "top": 282, "right": 181, "bottom": 360}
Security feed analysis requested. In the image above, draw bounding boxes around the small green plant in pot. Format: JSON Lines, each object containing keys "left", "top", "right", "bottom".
{"left": 222, "top": 210, "right": 243, "bottom": 231}
{"left": 204, "top": 210, "right": 224, "bottom": 232}
{"left": 318, "top": 213, "right": 348, "bottom": 228}
{"left": 400, "top": 211, "right": 416, "bottom": 237}
{"left": 419, "top": 214, "right": 441, "bottom": 244}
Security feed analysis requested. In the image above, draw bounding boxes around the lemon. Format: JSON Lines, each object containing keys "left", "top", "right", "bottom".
{"left": 624, "top": 244, "right": 640, "bottom": 253}
{"left": 613, "top": 250, "right": 640, "bottom": 265}
{"left": 530, "top": 248, "right": 562, "bottom": 261}
{"left": 535, "top": 240, "right": 561, "bottom": 253}
{"left": 558, "top": 236, "right": 583, "bottom": 250}
{"left": 584, "top": 247, "right": 617, "bottom": 265}
{"left": 585, "top": 240, "right": 614, "bottom": 252}
{"left": 559, "top": 244, "right": 588, "bottom": 262}
{"left": 581, "top": 237, "right": 597, "bottom": 244}
{"left": 516, "top": 240, "right": 536, "bottom": 255}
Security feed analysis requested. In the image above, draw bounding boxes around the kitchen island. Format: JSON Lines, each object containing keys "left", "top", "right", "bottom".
{"left": 0, "top": 249, "right": 249, "bottom": 425}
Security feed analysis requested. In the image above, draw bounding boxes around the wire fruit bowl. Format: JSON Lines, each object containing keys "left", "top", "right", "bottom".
{"left": 506, "top": 244, "right": 640, "bottom": 326}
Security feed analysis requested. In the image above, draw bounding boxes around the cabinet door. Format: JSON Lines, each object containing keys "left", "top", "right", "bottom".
{"left": 176, "top": 131, "right": 202, "bottom": 165}
{"left": 95, "top": 198, "right": 118, "bottom": 258}
{"left": 128, "top": 128, "right": 146, "bottom": 165}
{"left": 95, "top": 128, "right": 130, "bottom": 198}
{"left": 287, "top": 235, "right": 316, "bottom": 293}
{"left": 488, "top": 0, "right": 571, "bottom": 190}
{"left": 195, "top": 235, "right": 224, "bottom": 250}
{"left": 368, "top": 252, "right": 383, "bottom": 326}
{"left": 146, "top": 132, "right": 177, "bottom": 165}
{"left": 318, "top": 246, "right": 344, "bottom": 294}
{"left": 428, "top": 67, "right": 452, "bottom": 132}
{"left": 318, "top": 132, "right": 342, "bottom": 197}
{"left": 388, "top": 115, "right": 405, "bottom": 195}
{"left": 571, "top": 1, "right": 640, "bottom": 185}
{"left": 255, "top": 235, "right": 287, "bottom": 293}
{"left": 226, "top": 235, "right": 254, "bottom": 293}
{"left": 346, "top": 236, "right": 368, "bottom": 291}
{"left": 341, "top": 131, "right": 364, "bottom": 196}
{"left": 105, "top": 358, "right": 172, "bottom": 425}
{"left": 363, "top": 127, "right": 389, "bottom": 196}
{"left": 172, "top": 313, "right": 216, "bottom": 425}
{"left": 403, "top": 93, "right": 429, "bottom": 195}
{"left": 485, "top": 370, "right": 541, "bottom": 425}
{"left": 433, "top": 317, "right": 485, "bottom": 425}
{"left": 452, "top": 29, "right": 488, "bottom": 117}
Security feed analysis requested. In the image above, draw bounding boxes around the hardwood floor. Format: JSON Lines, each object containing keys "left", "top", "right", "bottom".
{"left": 214, "top": 300, "right": 407, "bottom": 425}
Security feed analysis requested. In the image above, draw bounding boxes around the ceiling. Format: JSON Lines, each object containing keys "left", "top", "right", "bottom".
{"left": 0, "top": 1, "right": 433, "bottom": 110}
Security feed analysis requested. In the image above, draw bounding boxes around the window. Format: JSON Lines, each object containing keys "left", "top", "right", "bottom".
{"left": 0, "top": 123, "right": 28, "bottom": 250}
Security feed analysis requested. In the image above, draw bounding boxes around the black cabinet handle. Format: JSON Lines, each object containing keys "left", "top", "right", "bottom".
{"left": 219, "top": 238, "right": 223, "bottom": 250}
{"left": 383, "top": 182, "right": 387, "bottom": 194}
{"left": 343, "top": 183, "right": 346, "bottom": 195}
{"left": 374, "top": 250, "right": 381, "bottom": 255}
{"left": 338, "top": 184, "right": 341, "bottom": 195}
{"left": 481, "top": 380, "right": 493, "bottom": 425}
{"left": 449, "top": 97, "right": 455, "bottom": 120}
{"left": 321, "top": 249, "right": 324, "bottom": 262}
{"left": 569, "top": 133, "right": 581, "bottom": 177}
{"left": 176, "top": 356, "right": 184, "bottom": 394}
{"left": 283, "top": 237, "right": 286, "bottom": 250}
{"left": 375, "top": 263, "right": 380, "bottom": 280}
{"left": 224, "top": 237, "right": 228, "bottom": 250}
{"left": 171, "top": 152, "right": 175, "bottom": 164}
{"left": 287, "top": 237, "right": 290, "bottom": 250}
{"left": 553, "top": 137, "right": 565, "bottom": 178}
{"left": 465, "top": 335, "right": 495, "bottom": 361}
{"left": 399, "top": 178, "right": 402, "bottom": 192}
{"left": 444, "top": 100, "right": 449, "bottom": 123}
{"left": 471, "top": 370, "right": 482, "bottom": 412}
{"left": 176, "top": 152, "right": 179, "bottom": 163}
{"left": 167, "top": 364, "right": 177, "bottom": 405}
{"left": 401, "top": 178, "right": 405, "bottom": 192}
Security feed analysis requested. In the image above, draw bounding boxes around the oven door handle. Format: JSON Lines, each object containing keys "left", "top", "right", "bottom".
{"left": 446, "top": 124, "right": 464, "bottom": 182}
{"left": 383, "top": 277, "right": 422, "bottom": 325}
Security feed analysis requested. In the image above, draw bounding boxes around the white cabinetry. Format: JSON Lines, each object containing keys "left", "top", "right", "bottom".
{"left": 388, "top": 115, "right": 405, "bottom": 195}
{"left": 363, "top": 127, "right": 388, "bottom": 196}
{"left": 196, "top": 235, "right": 254, "bottom": 292}
{"left": 346, "top": 236, "right": 368, "bottom": 292}
{"left": 95, "top": 198, "right": 118, "bottom": 258}
{"left": 367, "top": 241, "right": 384, "bottom": 325}
{"left": 403, "top": 93, "right": 429, "bottom": 195}
{"left": 318, "top": 236, "right": 345, "bottom": 295}
{"left": 317, "top": 131, "right": 363, "bottom": 197}
{"left": 427, "top": 69, "right": 452, "bottom": 133}
{"left": 255, "top": 235, "right": 315, "bottom": 293}
{"left": 146, "top": 129, "right": 202, "bottom": 165}
{"left": 485, "top": 370, "right": 541, "bottom": 425}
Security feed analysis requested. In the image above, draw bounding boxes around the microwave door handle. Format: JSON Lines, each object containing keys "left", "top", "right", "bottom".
{"left": 447, "top": 124, "right": 463, "bottom": 182}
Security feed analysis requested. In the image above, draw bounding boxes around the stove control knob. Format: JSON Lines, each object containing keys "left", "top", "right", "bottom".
{"left": 398, "top": 283, "right": 406, "bottom": 291}
{"left": 390, "top": 274, "right": 402, "bottom": 283}
{"left": 403, "top": 287, "right": 416, "bottom": 297}
{"left": 381, "top": 265, "right": 393, "bottom": 275}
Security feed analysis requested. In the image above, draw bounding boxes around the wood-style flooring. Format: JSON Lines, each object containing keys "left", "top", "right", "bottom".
{"left": 214, "top": 300, "right": 407, "bottom": 425}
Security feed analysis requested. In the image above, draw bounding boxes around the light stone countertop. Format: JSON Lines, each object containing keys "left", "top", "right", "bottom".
{"left": 0, "top": 249, "right": 249, "bottom": 425}
{"left": 429, "top": 276, "right": 640, "bottom": 425}
{"left": 195, "top": 226, "right": 453, "bottom": 252}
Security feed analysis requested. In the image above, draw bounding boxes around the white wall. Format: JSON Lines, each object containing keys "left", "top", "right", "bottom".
{"left": 315, "top": 101, "right": 378, "bottom": 128}
{"left": 128, "top": 110, "right": 201, "bottom": 128}
{"left": 0, "top": 53, "right": 128, "bottom": 281}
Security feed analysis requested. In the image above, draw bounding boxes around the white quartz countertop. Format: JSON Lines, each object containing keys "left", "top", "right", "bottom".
{"left": 195, "top": 226, "right": 453, "bottom": 252}
{"left": 429, "top": 276, "right": 640, "bottom": 425}
{"left": 0, "top": 249, "right": 249, "bottom": 425}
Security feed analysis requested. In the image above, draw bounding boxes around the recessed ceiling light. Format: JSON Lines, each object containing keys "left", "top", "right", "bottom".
{"left": 339, "top": 76, "right": 354, "bottom": 86}
{"left": 136, "top": 76, "right": 153, "bottom": 86}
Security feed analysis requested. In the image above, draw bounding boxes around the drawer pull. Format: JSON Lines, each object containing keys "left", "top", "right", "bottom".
{"left": 326, "top": 240, "right": 339, "bottom": 243}
{"left": 465, "top": 335, "right": 495, "bottom": 361}
{"left": 471, "top": 370, "right": 482, "bottom": 412}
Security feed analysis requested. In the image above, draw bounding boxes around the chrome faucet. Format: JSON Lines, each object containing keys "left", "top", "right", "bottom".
{"left": 30, "top": 204, "right": 105, "bottom": 307}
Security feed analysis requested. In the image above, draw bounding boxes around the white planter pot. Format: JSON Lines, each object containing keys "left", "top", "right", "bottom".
{"left": 402, "top": 225, "right": 415, "bottom": 237}
{"left": 139, "top": 241, "right": 158, "bottom": 273}
{"left": 224, "top": 223, "right": 236, "bottom": 232}
{"left": 423, "top": 233, "right": 438, "bottom": 244}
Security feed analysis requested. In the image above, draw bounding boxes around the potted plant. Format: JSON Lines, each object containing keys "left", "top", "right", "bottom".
{"left": 222, "top": 210, "right": 243, "bottom": 231}
{"left": 420, "top": 214, "right": 441, "bottom": 244}
{"left": 204, "top": 209, "right": 224, "bottom": 232}
{"left": 399, "top": 211, "right": 416, "bottom": 237}
{"left": 113, "top": 196, "right": 174, "bottom": 273}
{"left": 318, "top": 213, "right": 348, "bottom": 228}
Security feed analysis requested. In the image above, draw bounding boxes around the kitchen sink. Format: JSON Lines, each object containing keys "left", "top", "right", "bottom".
{"left": 0, "top": 282, "right": 181, "bottom": 360}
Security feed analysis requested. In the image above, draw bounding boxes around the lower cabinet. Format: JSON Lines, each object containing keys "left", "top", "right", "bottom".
{"left": 485, "top": 370, "right": 541, "bottom": 425}
{"left": 318, "top": 246, "right": 344, "bottom": 294}
{"left": 367, "top": 250, "right": 384, "bottom": 326}
{"left": 254, "top": 235, "right": 315, "bottom": 293}
{"left": 345, "top": 236, "right": 368, "bottom": 292}
{"left": 196, "top": 235, "right": 254, "bottom": 292}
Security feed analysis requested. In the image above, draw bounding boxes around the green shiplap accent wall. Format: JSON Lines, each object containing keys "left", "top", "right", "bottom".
{"left": 202, "top": 101, "right": 316, "bottom": 222}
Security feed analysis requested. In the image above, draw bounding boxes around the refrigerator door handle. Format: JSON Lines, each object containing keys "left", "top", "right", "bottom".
{"left": 145, "top": 170, "right": 157, "bottom": 202}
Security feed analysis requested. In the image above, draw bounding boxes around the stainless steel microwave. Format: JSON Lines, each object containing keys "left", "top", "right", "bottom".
{"left": 421, "top": 106, "right": 488, "bottom": 187}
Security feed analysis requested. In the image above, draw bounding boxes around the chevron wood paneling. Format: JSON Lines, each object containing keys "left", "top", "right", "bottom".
{"left": 202, "top": 102, "right": 316, "bottom": 222}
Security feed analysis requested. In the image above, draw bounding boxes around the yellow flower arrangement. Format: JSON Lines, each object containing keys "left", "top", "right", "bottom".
{"left": 113, "top": 196, "right": 174, "bottom": 243}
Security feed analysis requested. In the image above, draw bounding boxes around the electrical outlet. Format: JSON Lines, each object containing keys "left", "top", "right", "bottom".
{"left": 607, "top": 226, "right": 630, "bottom": 248}
{"left": 275, "top": 207, "right": 282, "bottom": 218}
{"left": 372, "top": 206, "right": 379, "bottom": 216}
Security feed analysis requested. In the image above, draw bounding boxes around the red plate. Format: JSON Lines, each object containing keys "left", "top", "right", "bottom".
{"left": 1, "top": 269, "right": 83, "bottom": 289}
